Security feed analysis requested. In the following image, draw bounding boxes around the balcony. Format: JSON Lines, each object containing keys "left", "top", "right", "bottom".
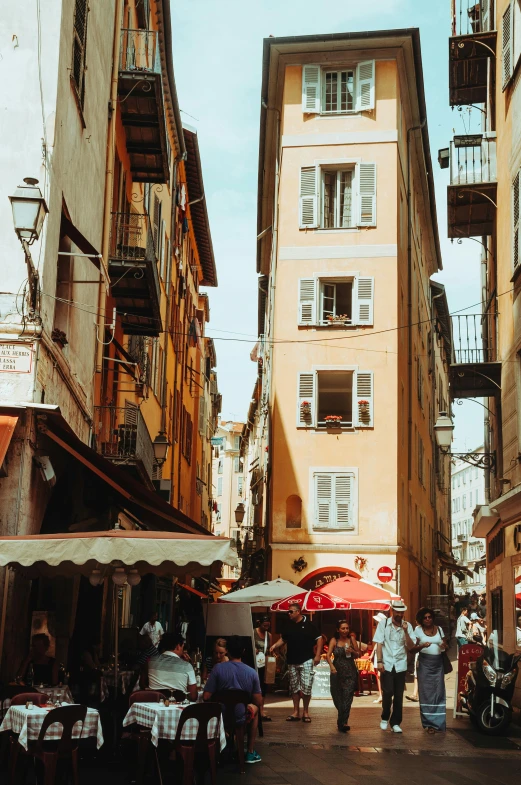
{"left": 450, "top": 313, "right": 501, "bottom": 398}
{"left": 457, "top": 533, "right": 467, "bottom": 542}
{"left": 449, "top": 0, "right": 497, "bottom": 106}
{"left": 94, "top": 404, "right": 155, "bottom": 487}
{"left": 118, "top": 29, "right": 169, "bottom": 183}
{"left": 447, "top": 134, "right": 497, "bottom": 238}
{"left": 108, "top": 212, "right": 161, "bottom": 336}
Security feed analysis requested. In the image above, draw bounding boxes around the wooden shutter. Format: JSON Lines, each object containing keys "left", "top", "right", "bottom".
{"left": 153, "top": 196, "right": 161, "bottom": 258}
{"left": 356, "top": 60, "right": 375, "bottom": 111}
{"left": 355, "top": 276, "right": 374, "bottom": 325}
{"left": 514, "top": 170, "right": 520, "bottom": 270}
{"left": 314, "top": 473, "right": 332, "bottom": 528}
{"left": 198, "top": 395, "right": 205, "bottom": 434}
{"left": 334, "top": 475, "right": 353, "bottom": 529}
{"left": 298, "top": 278, "right": 316, "bottom": 325}
{"left": 481, "top": 0, "right": 491, "bottom": 32}
{"left": 297, "top": 372, "right": 315, "bottom": 427}
{"left": 124, "top": 400, "right": 138, "bottom": 428}
{"left": 299, "top": 166, "right": 319, "bottom": 228}
{"left": 302, "top": 65, "right": 321, "bottom": 113}
{"left": 159, "top": 220, "right": 166, "bottom": 278}
{"left": 355, "top": 371, "right": 374, "bottom": 427}
{"left": 358, "top": 163, "right": 377, "bottom": 226}
{"left": 72, "top": 0, "right": 89, "bottom": 107}
{"left": 502, "top": 2, "right": 514, "bottom": 89}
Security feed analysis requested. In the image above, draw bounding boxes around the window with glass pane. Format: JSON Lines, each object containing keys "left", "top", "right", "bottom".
{"left": 319, "top": 281, "right": 353, "bottom": 324}
{"left": 323, "top": 70, "right": 354, "bottom": 113}
{"left": 317, "top": 370, "right": 353, "bottom": 427}
{"left": 322, "top": 170, "right": 354, "bottom": 228}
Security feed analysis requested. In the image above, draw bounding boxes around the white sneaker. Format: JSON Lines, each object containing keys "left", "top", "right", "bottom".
{"left": 380, "top": 720, "right": 389, "bottom": 730}
{"left": 392, "top": 725, "right": 403, "bottom": 733}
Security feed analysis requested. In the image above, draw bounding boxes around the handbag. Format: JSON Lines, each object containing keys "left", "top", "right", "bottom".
{"left": 256, "top": 631, "right": 267, "bottom": 669}
{"left": 442, "top": 651, "right": 453, "bottom": 674}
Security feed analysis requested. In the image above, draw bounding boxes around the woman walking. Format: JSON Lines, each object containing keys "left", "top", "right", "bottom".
{"left": 414, "top": 608, "right": 448, "bottom": 733}
{"left": 327, "top": 620, "right": 360, "bottom": 732}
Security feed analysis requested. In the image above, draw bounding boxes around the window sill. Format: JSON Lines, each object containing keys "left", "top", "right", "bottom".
{"left": 312, "top": 527, "right": 356, "bottom": 533}
{"left": 298, "top": 323, "right": 356, "bottom": 329}
{"left": 313, "top": 228, "right": 360, "bottom": 234}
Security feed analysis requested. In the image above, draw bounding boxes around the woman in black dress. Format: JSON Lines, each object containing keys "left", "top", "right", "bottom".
{"left": 327, "top": 620, "right": 360, "bottom": 732}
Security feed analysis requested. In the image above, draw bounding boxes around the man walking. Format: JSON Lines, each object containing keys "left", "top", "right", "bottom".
{"left": 140, "top": 610, "right": 164, "bottom": 648}
{"left": 270, "top": 602, "right": 322, "bottom": 723}
{"left": 373, "top": 599, "right": 415, "bottom": 733}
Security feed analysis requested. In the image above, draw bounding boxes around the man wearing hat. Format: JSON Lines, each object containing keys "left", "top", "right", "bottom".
{"left": 373, "top": 599, "right": 416, "bottom": 733}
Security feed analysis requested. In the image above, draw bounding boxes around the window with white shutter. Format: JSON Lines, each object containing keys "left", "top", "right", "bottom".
{"left": 358, "top": 163, "right": 377, "bottom": 226}
{"left": 298, "top": 279, "right": 317, "bottom": 325}
{"left": 302, "top": 61, "right": 375, "bottom": 115}
{"left": 502, "top": 2, "right": 514, "bottom": 89}
{"left": 356, "top": 60, "right": 376, "bottom": 111}
{"left": 298, "top": 275, "right": 373, "bottom": 327}
{"left": 238, "top": 475, "right": 244, "bottom": 496}
{"left": 302, "top": 65, "right": 321, "bottom": 113}
{"left": 481, "top": 0, "right": 492, "bottom": 32}
{"left": 297, "top": 372, "right": 316, "bottom": 427}
{"left": 313, "top": 471, "right": 355, "bottom": 531}
{"left": 513, "top": 169, "right": 520, "bottom": 270}
{"left": 355, "top": 371, "right": 374, "bottom": 427}
{"left": 198, "top": 395, "right": 205, "bottom": 434}
{"left": 299, "top": 167, "right": 319, "bottom": 228}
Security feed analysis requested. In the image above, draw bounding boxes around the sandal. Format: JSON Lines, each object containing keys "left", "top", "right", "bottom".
{"left": 286, "top": 715, "right": 300, "bottom": 721}
{"left": 406, "top": 696, "right": 419, "bottom": 702}
{"left": 302, "top": 716, "right": 312, "bottom": 723}
{"left": 261, "top": 715, "right": 272, "bottom": 721}
{"left": 426, "top": 727, "right": 436, "bottom": 735}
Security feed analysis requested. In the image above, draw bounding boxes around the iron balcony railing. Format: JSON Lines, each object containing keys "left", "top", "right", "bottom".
{"left": 94, "top": 404, "right": 154, "bottom": 482}
{"left": 127, "top": 335, "right": 151, "bottom": 386}
{"left": 109, "top": 211, "right": 150, "bottom": 263}
{"left": 119, "top": 28, "right": 160, "bottom": 73}
{"left": 449, "top": 134, "right": 496, "bottom": 187}
{"left": 452, "top": 0, "right": 494, "bottom": 36}
{"left": 451, "top": 312, "right": 498, "bottom": 364}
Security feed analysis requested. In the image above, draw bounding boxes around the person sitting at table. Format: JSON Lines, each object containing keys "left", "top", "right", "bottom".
{"left": 202, "top": 637, "right": 228, "bottom": 681}
{"left": 203, "top": 635, "right": 263, "bottom": 765}
{"left": 141, "top": 632, "right": 198, "bottom": 701}
{"left": 17, "top": 633, "right": 58, "bottom": 686}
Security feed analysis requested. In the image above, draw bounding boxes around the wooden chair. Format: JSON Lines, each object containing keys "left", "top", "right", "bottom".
{"left": 174, "top": 702, "right": 221, "bottom": 785}
{"left": 358, "top": 669, "right": 378, "bottom": 695}
{"left": 9, "top": 704, "right": 87, "bottom": 785}
{"left": 122, "top": 690, "right": 163, "bottom": 785}
{"left": 211, "top": 689, "right": 250, "bottom": 773}
{"left": 10, "top": 693, "right": 49, "bottom": 707}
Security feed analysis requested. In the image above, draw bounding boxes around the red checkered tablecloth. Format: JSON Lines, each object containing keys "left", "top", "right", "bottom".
{"left": 0, "top": 705, "right": 104, "bottom": 751}
{"left": 122, "top": 702, "right": 226, "bottom": 749}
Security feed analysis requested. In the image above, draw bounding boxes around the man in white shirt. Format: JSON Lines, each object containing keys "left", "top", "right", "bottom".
{"left": 140, "top": 611, "right": 164, "bottom": 648}
{"left": 455, "top": 607, "right": 471, "bottom": 647}
{"left": 373, "top": 600, "right": 416, "bottom": 734}
{"left": 143, "top": 633, "right": 198, "bottom": 701}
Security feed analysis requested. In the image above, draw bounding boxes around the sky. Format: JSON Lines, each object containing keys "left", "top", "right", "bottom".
{"left": 171, "top": 0, "right": 484, "bottom": 452}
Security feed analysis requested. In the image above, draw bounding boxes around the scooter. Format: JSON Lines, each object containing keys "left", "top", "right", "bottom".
{"left": 461, "top": 641, "right": 521, "bottom": 735}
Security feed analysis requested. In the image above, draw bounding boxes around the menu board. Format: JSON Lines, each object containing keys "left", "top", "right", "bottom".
{"left": 312, "top": 660, "right": 332, "bottom": 699}
{"left": 454, "top": 642, "right": 484, "bottom": 716}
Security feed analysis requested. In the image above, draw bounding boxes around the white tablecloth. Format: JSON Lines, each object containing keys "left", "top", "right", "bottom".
{"left": 122, "top": 702, "right": 226, "bottom": 749}
{"left": 1, "top": 686, "right": 74, "bottom": 714}
{"left": 0, "top": 705, "right": 104, "bottom": 751}
{"left": 101, "top": 670, "right": 136, "bottom": 701}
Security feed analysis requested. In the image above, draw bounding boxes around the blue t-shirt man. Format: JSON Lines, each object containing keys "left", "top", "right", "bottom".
{"left": 204, "top": 660, "right": 261, "bottom": 722}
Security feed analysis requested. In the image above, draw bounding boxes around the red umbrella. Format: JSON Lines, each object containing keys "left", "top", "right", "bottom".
{"left": 270, "top": 590, "right": 351, "bottom": 612}
{"left": 317, "top": 575, "right": 399, "bottom": 610}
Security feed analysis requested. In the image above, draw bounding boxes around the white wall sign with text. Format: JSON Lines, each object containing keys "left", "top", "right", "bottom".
{"left": 0, "top": 342, "right": 34, "bottom": 374}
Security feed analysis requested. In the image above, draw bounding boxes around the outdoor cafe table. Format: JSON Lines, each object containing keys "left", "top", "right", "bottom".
{"left": 122, "top": 701, "right": 226, "bottom": 748}
{"left": 1, "top": 686, "right": 74, "bottom": 713}
{"left": 0, "top": 704, "right": 104, "bottom": 751}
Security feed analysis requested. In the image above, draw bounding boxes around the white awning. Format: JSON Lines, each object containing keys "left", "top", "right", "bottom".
{"left": 219, "top": 578, "right": 297, "bottom": 605}
{"left": 0, "top": 530, "right": 238, "bottom": 579}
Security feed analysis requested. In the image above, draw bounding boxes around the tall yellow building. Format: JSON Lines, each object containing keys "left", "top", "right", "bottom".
{"left": 251, "top": 30, "right": 452, "bottom": 611}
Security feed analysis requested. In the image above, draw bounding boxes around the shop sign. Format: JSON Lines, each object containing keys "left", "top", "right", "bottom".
{"left": 211, "top": 437, "right": 224, "bottom": 446}
{"left": 311, "top": 659, "right": 332, "bottom": 699}
{"left": 0, "top": 342, "right": 33, "bottom": 373}
{"left": 454, "top": 642, "right": 484, "bottom": 716}
{"left": 298, "top": 567, "right": 351, "bottom": 591}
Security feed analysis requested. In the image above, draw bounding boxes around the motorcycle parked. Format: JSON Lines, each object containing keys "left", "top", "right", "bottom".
{"left": 461, "top": 640, "right": 520, "bottom": 735}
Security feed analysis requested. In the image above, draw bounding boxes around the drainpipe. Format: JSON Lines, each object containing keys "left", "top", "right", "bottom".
{"left": 407, "top": 120, "right": 426, "bottom": 484}
{"left": 96, "top": 0, "right": 124, "bottom": 400}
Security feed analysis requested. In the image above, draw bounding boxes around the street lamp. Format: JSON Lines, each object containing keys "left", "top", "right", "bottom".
{"left": 153, "top": 431, "right": 170, "bottom": 466}
{"left": 9, "top": 178, "right": 48, "bottom": 244}
{"left": 433, "top": 411, "right": 455, "bottom": 453}
{"left": 234, "top": 503, "right": 245, "bottom": 524}
{"left": 434, "top": 411, "right": 496, "bottom": 470}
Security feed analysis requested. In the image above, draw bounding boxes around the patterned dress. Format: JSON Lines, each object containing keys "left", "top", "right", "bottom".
{"left": 329, "top": 643, "right": 358, "bottom": 730}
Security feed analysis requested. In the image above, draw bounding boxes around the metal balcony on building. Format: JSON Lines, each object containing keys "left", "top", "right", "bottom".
{"left": 94, "top": 404, "right": 155, "bottom": 487}
{"left": 118, "top": 29, "right": 170, "bottom": 183}
{"left": 449, "top": 0, "right": 497, "bottom": 106}
{"left": 450, "top": 312, "right": 501, "bottom": 398}
{"left": 108, "top": 212, "right": 161, "bottom": 336}
{"left": 447, "top": 134, "right": 497, "bottom": 238}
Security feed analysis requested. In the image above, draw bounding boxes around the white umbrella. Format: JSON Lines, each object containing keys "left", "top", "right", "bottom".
{"left": 220, "top": 578, "right": 297, "bottom": 605}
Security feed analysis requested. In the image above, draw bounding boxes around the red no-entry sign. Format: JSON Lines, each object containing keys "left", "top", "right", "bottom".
{"left": 377, "top": 566, "right": 393, "bottom": 583}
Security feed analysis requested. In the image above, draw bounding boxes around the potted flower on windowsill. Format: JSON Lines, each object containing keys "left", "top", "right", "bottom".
{"left": 324, "top": 414, "right": 343, "bottom": 431}
{"left": 300, "top": 401, "right": 312, "bottom": 423}
{"left": 326, "top": 314, "right": 350, "bottom": 325}
{"left": 358, "top": 400, "right": 370, "bottom": 424}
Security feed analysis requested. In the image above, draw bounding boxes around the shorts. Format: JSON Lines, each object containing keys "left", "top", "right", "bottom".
{"left": 288, "top": 660, "right": 314, "bottom": 696}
